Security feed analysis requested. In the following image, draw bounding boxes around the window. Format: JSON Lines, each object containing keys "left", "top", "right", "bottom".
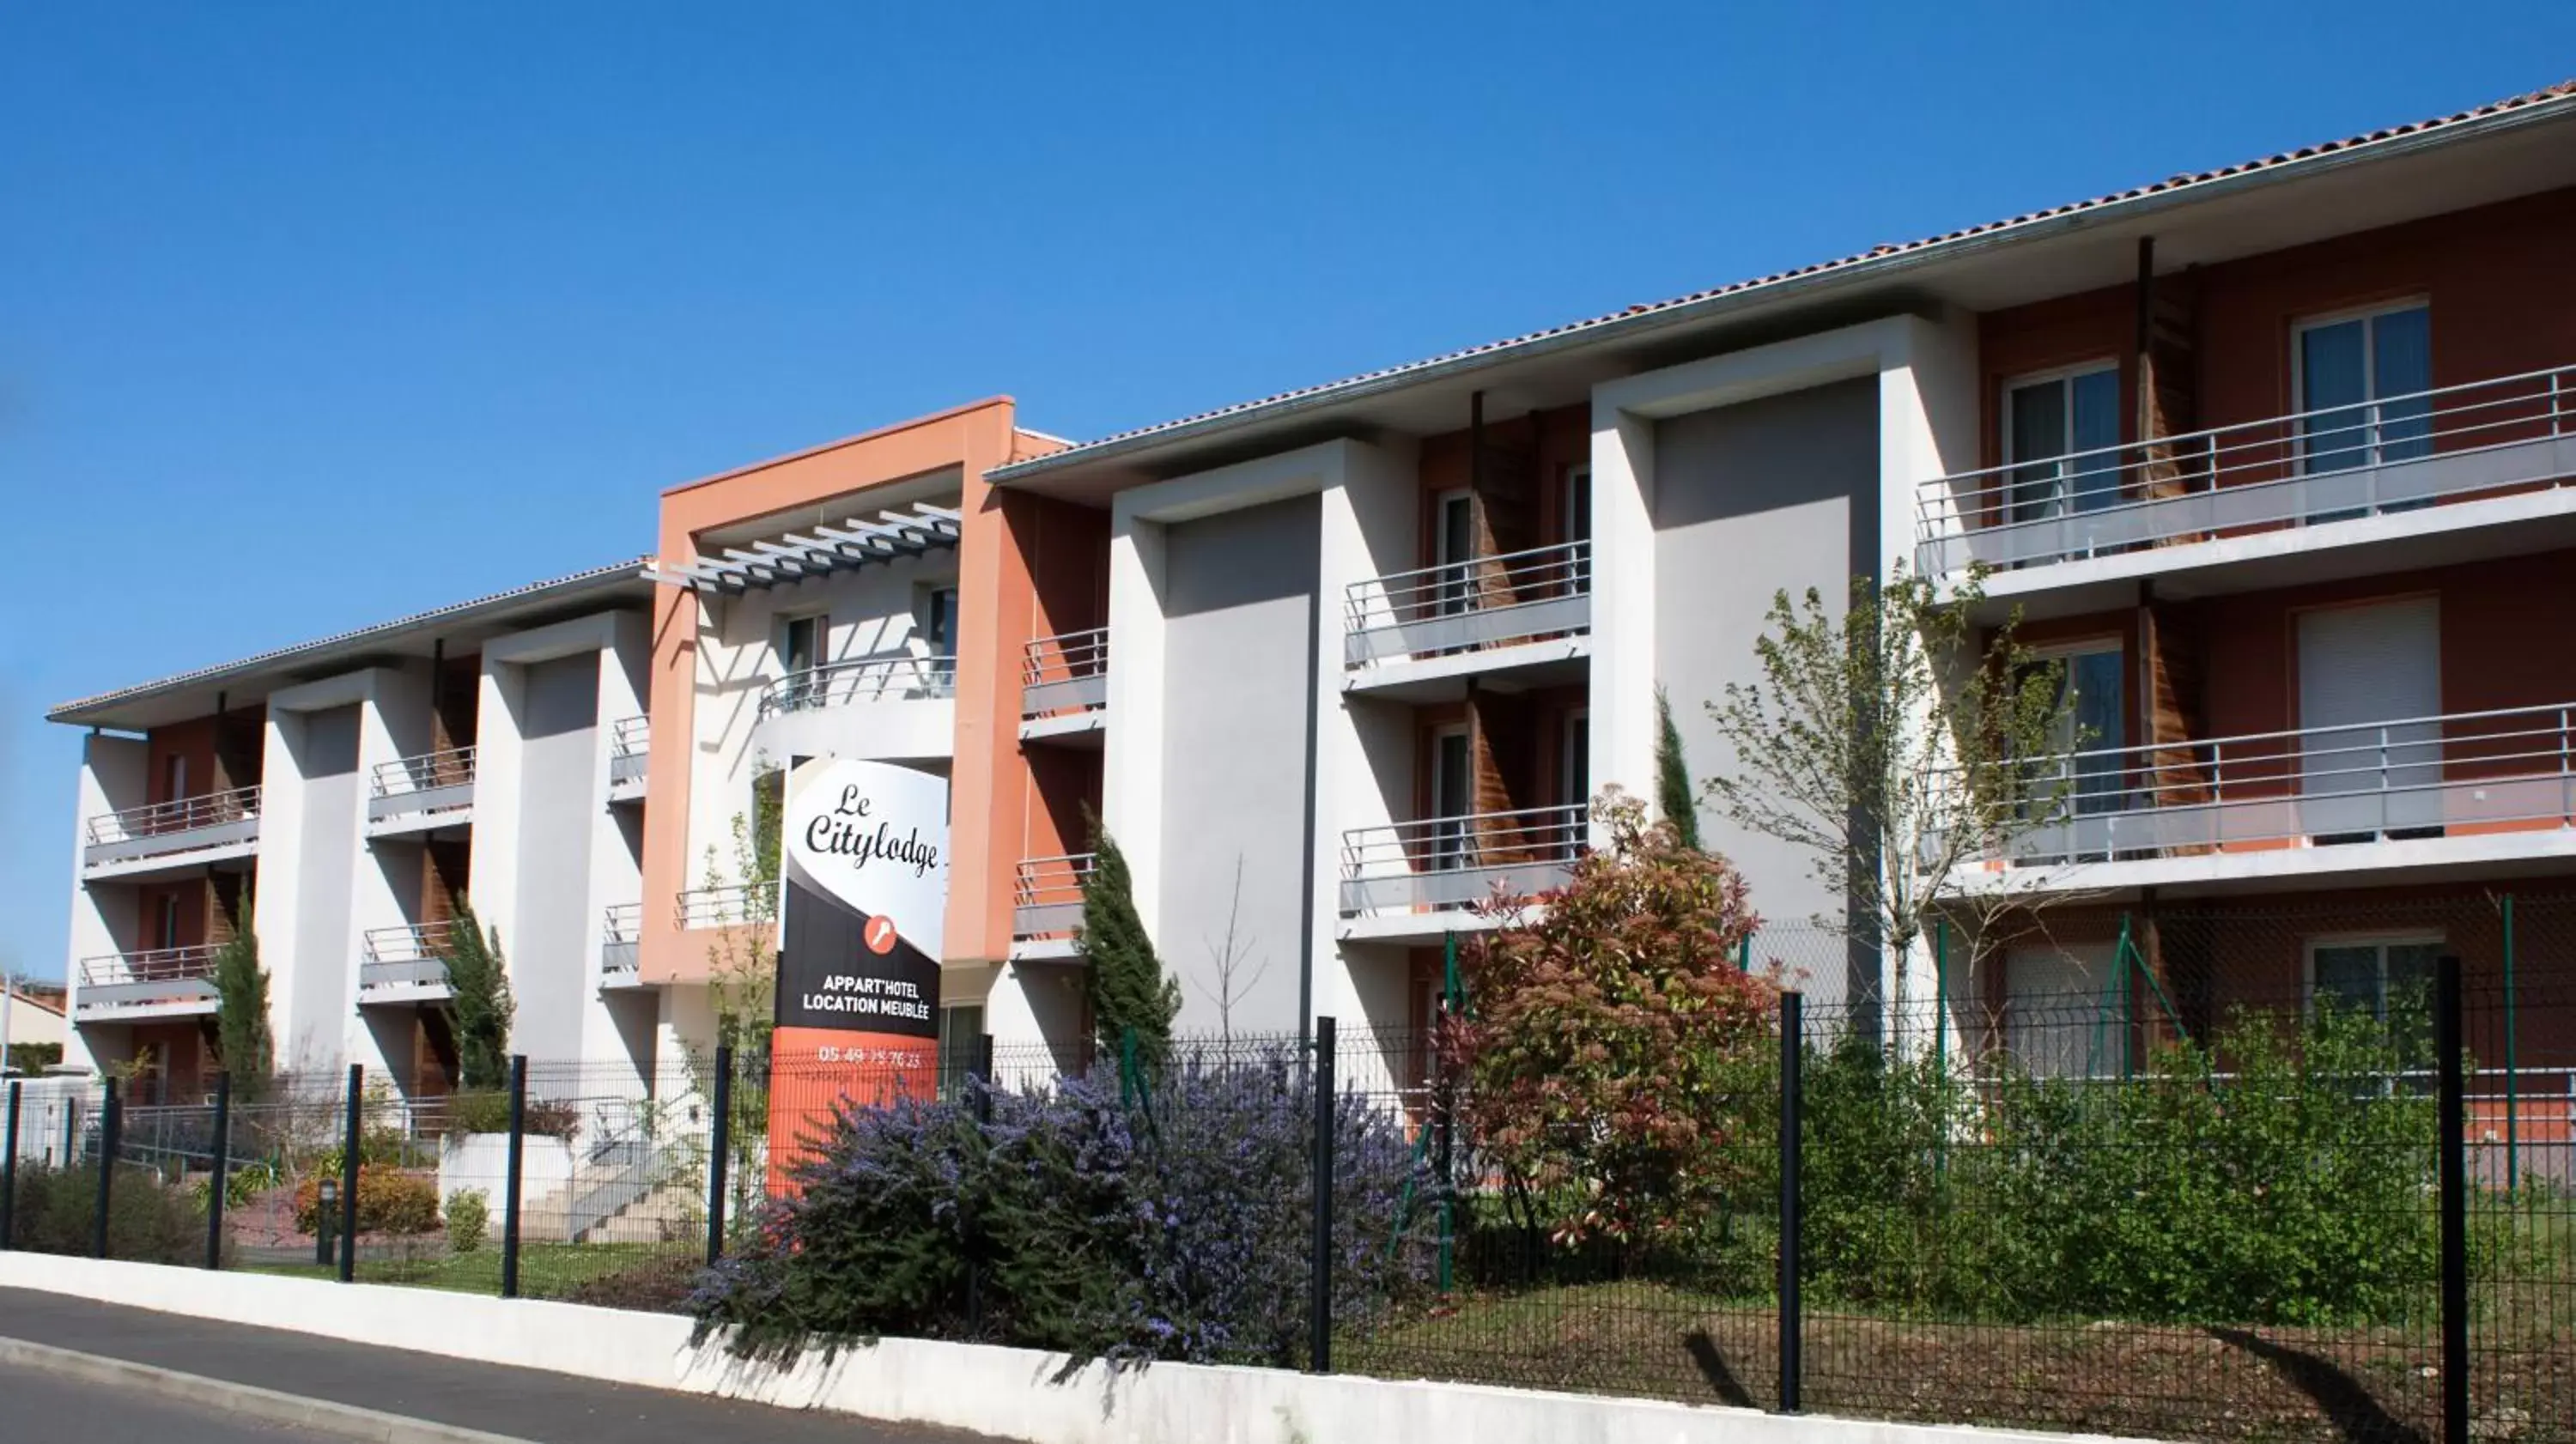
{"left": 2003, "top": 366, "right": 2122, "bottom": 523}
{"left": 2297, "top": 302, "right": 2432, "bottom": 478}
{"left": 161, "top": 754, "right": 188, "bottom": 804}
{"left": 2296, "top": 598, "right": 2440, "bottom": 840}
{"left": 937, "top": 1004, "right": 986, "bottom": 1098}
{"left": 919, "top": 585, "right": 959, "bottom": 657}
{"left": 777, "top": 615, "right": 823, "bottom": 710}
{"left": 1558, "top": 710, "right": 1590, "bottom": 859}
{"left": 151, "top": 893, "right": 181, "bottom": 952}
{"left": 1563, "top": 465, "right": 1592, "bottom": 592}
{"left": 2027, "top": 643, "right": 2126, "bottom": 816}
{"left": 2310, "top": 937, "right": 2441, "bottom": 1022}
{"left": 1427, "top": 727, "right": 1473, "bottom": 872}
{"left": 1433, "top": 490, "right": 1474, "bottom": 616}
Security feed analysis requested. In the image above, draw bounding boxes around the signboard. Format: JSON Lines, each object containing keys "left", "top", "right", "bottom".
{"left": 769, "top": 756, "right": 949, "bottom": 1191}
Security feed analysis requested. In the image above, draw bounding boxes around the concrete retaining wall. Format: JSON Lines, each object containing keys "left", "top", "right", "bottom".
{"left": 0, "top": 1253, "right": 2142, "bottom": 1444}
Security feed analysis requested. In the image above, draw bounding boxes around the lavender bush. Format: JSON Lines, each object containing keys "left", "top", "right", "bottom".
{"left": 690, "top": 1045, "right": 1434, "bottom": 1368}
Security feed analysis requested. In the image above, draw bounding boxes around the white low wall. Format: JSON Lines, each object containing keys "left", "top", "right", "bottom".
{"left": 0, "top": 1253, "right": 2142, "bottom": 1444}
{"left": 436, "top": 1133, "right": 574, "bottom": 1207}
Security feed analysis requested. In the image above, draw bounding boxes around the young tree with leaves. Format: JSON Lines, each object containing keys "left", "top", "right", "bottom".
{"left": 210, "top": 928, "right": 275, "bottom": 1101}
{"left": 704, "top": 763, "right": 785, "bottom": 1059}
{"left": 1654, "top": 686, "right": 1701, "bottom": 850}
{"left": 439, "top": 898, "right": 515, "bottom": 1090}
{"left": 1438, "top": 790, "right": 1774, "bottom": 1252}
{"left": 1699, "top": 561, "right": 2081, "bottom": 1016}
{"left": 1075, "top": 811, "right": 1178, "bottom": 1067}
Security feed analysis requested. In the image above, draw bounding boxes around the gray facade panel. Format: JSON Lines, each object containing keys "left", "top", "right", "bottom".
{"left": 513, "top": 652, "right": 600, "bottom": 1058}
{"left": 1158, "top": 495, "right": 1318, "bottom": 1035}
{"left": 1654, "top": 377, "right": 1880, "bottom": 1006}
{"left": 289, "top": 704, "right": 361, "bottom": 1065}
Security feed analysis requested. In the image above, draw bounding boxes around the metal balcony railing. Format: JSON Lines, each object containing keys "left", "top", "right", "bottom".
{"left": 1345, "top": 539, "right": 1591, "bottom": 667}
{"left": 369, "top": 746, "right": 477, "bottom": 822}
{"left": 1012, "top": 853, "right": 1096, "bottom": 938}
{"left": 1022, "top": 629, "right": 1109, "bottom": 719}
{"left": 75, "top": 944, "right": 223, "bottom": 1014}
{"left": 602, "top": 901, "right": 642, "bottom": 977}
{"left": 675, "top": 882, "right": 766, "bottom": 930}
{"left": 1916, "top": 361, "right": 2576, "bottom": 577}
{"left": 360, "top": 920, "right": 461, "bottom": 992}
{"left": 1958, "top": 701, "right": 2576, "bottom": 870}
{"left": 83, "top": 785, "right": 263, "bottom": 865}
{"left": 1339, "top": 803, "right": 1589, "bottom": 915}
{"left": 758, "top": 655, "right": 957, "bottom": 721}
{"left": 608, "top": 716, "right": 649, "bottom": 786}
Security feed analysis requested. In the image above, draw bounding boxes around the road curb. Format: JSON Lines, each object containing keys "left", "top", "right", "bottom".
{"left": 0, "top": 1335, "right": 540, "bottom": 1444}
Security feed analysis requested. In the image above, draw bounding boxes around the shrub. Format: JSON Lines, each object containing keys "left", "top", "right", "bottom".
{"left": 291, "top": 1166, "right": 441, "bottom": 1235}
{"left": 5, "top": 1163, "right": 202, "bottom": 1264}
{"left": 1441, "top": 791, "right": 1775, "bottom": 1251}
{"left": 446, "top": 1188, "right": 489, "bottom": 1254}
{"left": 442, "top": 1090, "right": 580, "bottom": 1139}
{"left": 1778, "top": 999, "right": 2449, "bottom": 1328}
{"left": 690, "top": 1048, "right": 1431, "bottom": 1368}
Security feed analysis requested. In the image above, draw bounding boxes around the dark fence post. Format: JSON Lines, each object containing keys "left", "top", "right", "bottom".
{"left": 501, "top": 1054, "right": 527, "bottom": 1300}
{"left": 964, "top": 1033, "right": 995, "bottom": 1335}
{"left": 337, "top": 1065, "right": 361, "bottom": 1283}
{"left": 1309, "top": 1015, "right": 1336, "bottom": 1374}
{"left": 2436, "top": 954, "right": 2468, "bottom": 1444}
{"left": 204, "top": 1071, "right": 232, "bottom": 1271}
{"left": 706, "top": 1044, "right": 733, "bottom": 1269}
{"left": 1778, "top": 990, "right": 1804, "bottom": 1414}
{"left": 1, "top": 1080, "right": 20, "bottom": 1252}
{"left": 94, "top": 1087, "right": 121, "bottom": 1259}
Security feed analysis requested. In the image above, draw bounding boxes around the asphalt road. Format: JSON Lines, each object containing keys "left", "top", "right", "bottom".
{"left": 0, "top": 1287, "right": 1009, "bottom": 1444}
{"left": 0, "top": 1357, "right": 363, "bottom": 1441}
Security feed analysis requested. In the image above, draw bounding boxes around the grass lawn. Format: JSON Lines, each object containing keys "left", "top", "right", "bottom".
{"left": 247, "top": 1241, "right": 696, "bottom": 1301}
{"left": 1342, "top": 1280, "right": 2573, "bottom": 1444}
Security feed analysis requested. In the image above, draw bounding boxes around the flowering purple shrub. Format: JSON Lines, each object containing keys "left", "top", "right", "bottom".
{"left": 689, "top": 1046, "right": 1432, "bottom": 1368}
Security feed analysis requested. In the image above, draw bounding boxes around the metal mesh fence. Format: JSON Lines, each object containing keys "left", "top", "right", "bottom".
{"left": 3, "top": 894, "right": 2571, "bottom": 1443}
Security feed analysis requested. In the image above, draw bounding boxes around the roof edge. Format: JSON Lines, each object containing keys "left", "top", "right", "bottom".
{"left": 46, "top": 557, "right": 657, "bottom": 725}
{"left": 661, "top": 396, "right": 1018, "bottom": 499}
{"left": 990, "top": 82, "right": 2576, "bottom": 486}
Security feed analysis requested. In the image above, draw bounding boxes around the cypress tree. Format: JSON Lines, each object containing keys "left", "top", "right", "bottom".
{"left": 440, "top": 898, "right": 516, "bottom": 1090}
{"left": 211, "top": 929, "right": 275, "bottom": 1102}
{"left": 1075, "top": 812, "right": 1178, "bottom": 1067}
{"left": 1655, "top": 686, "right": 1703, "bottom": 850}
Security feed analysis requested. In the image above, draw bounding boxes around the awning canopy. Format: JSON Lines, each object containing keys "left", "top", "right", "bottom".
{"left": 649, "top": 502, "right": 963, "bottom": 593}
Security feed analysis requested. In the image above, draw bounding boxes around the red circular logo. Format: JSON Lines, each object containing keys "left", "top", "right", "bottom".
{"left": 862, "top": 914, "right": 899, "bottom": 956}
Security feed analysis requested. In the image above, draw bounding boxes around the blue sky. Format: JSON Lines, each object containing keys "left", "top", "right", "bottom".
{"left": 3, "top": 3, "right": 2570, "bottom": 980}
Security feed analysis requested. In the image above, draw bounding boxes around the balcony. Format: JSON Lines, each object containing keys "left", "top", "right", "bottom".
{"left": 675, "top": 882, "right": 766, "bottom": 931}
{"left": 82, "top": 786, "right": 261, "bottom": 877}
{"left": 600, "top": 901, "right": 643, "bottom": 986}
{"left": 752, "top": 654, "right": 957, "bottom": 764}
{"left": 1021, "top": 629, "right": 1108, "bottom": 743}
{"left": 359, "top": 921, "right": 458, "bottom": 999}
{"left": 1963, "top": 701, "right": 2576, "bottom": 887}
{"left": 1338, "top": 804, "right": 1588, "bottom": 937}
{"left": 1012, "top": 853, "right": 1095, "bottom": 955}
{"left": 1916, "top": 363, "right": 2576, "bottom": 598}
{"left": 607, "top": 716, "right": 648, "bottom": 803}
{"left": 74, "top": 945, "right": 222, "bottom": 1018}
{"left": 368, "top": 747, "right": 476, "bottom": 836}
{"left": 1343, "top": 542, "right": 1591, "bottom": 695}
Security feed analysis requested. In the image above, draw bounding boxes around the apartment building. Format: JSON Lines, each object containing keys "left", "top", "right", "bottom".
{"left": 956, "top": 82, "right": 2576, "bottom": 1078}
{"left": 54, "top": 566, "right": 657, "bottom": 1101}
{"left": 52, "top": 80, "right": 2576, "bottom": 1097}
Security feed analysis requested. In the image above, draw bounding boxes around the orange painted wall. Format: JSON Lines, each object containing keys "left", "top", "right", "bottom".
{"left": 637, "top": 399, "right": 1036, "bottom": 986}
{"left": 1977, "top": 185, "right": 2576, "bottom": 468}
{"left": 2011, "top": 548, "right": 2576, "bottom": 820}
